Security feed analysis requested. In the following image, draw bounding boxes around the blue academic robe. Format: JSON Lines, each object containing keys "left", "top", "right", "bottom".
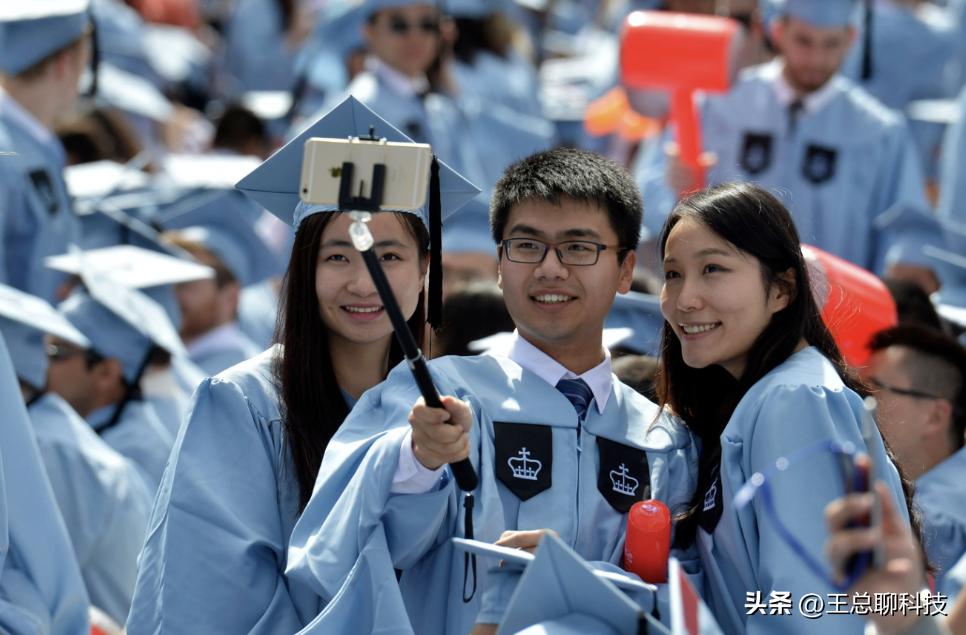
{"left": 915, "top": 447, "right": 966, "bottom": 588}
{"left": 220, "top": 0, "right": 300, "bottom": 95}
{"left": 188, "top": 322, "right": 261, "bottom": 377}
{"left": 0, "top": 334, "right": 89, "bottom": 635}
{"left": 451, "top": 50, "right": 543, "bottom": 119}
{"left": 29, "top": 392, "right": 152, "bottom": 625}
{"left": 840, "top": 1, "right": 959, "bottom": 178}
{"left": 944, "top": 551, "right": 966, "bottom": 601}
{"left": 635, "top": 61, "right": 930, "bottom": 273}
{"left": 286, "top": 352, "right": 698, "bottom": 635}
{"left": 0, "top": 96, "right": 79, "bottom": 303}
{"left": 87, "top": 399, "right": 174, "bottom": 494}
{"left": 938, "top": 86, "right": 966, "bottom": 228}
{"left": 695, "top": 347, "right": 909, "bottom": 635}
{"left": 126, "top": 346, "right": 323, "bottom": 634}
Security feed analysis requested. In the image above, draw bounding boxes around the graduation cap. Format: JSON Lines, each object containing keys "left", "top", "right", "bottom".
{"left": 498, "top": 532, "right": 649, "bottom": 635}
{"left": 0, "top": 0, "right": 92, "bottom": 75}
{"left": 0, "top": 284, "right": 91, "bottom": 390}
{"left": 59, "top": 258, "right": 186, "bottom": 384}
{"left": 45, "top": 244, "right": 214, "bottom": 289}
{"left": 236, "top": 95, "right": 480, "bottom": 326}
{"left": 153, "top": 156, "right": 284, "bottom": 287}
{"left": 47, "top": 244, "right": 214, "bottom": 332}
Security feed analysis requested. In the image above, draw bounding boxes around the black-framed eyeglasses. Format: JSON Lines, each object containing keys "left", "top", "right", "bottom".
{"left": 387, "top": 16, "right": 440, "bottom": 35}
{"left": 868, "top": 377, "right": 943, "bottom": 401}
{"left": 501, "top": 237, "right": 626, "bottom": 267}
{"left": 46, "top": 342, "right": 103, "bottom": 366}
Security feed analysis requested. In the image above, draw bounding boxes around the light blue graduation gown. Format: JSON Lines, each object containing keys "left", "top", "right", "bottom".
{"left": 238, "top": 280, "right": 280, "bottom": 350}
{"left": 87, "top": 399, "right": 174, "bottom": 494}
{"left": 0, "top": 334, "right": 89, "bottom": 635}
{"left": 696, "top": 347, "right": 909, "bottom": 635}
{"left": 938, "top": 86, "right": 966, "bottom": 228}
{"left": 219, "top": 0, "right": 300, "bottom": 95}
{"left": 286, "top": 352, "right": 698, "bottom": 635}
{"left": 126, "top": 346, "right": 323, "bottom": 634}
{"left": 451, "top": 50, "right": 543, "bottom": 119}
{"left": 187, "top": 322, "right": 262, "bottom": 377}
{"left": 915, "top": 447, "right": 966, "bottom": 587}
{"left": 29, "top": 392, "right": 152, "bottom": 625}
{"left": 0, "top": 96, "right": 79, "bottom": 303}
{"left": 635, "top": 62, "right": 930, "bottom": 273}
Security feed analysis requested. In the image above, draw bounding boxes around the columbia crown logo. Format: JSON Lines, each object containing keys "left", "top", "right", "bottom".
{"left": 508, "top": 448, "right": 542, "bottom": 481}
{"left": 704, "top": 481, "right": 718, "bottom": 512}
{"left": 609, "top": 464, "right": 639, "bottom": 496}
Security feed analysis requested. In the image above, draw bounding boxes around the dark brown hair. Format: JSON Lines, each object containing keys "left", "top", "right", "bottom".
{"left": 275, "top": 211, "right": 429, "bottom": 510}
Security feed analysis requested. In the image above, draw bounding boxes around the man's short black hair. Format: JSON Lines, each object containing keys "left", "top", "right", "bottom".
{"left": 489, "top": 147, "right": 644, "bottom": 257}
{"left": 869, "top": 325, "right": 966, "bottom": 448}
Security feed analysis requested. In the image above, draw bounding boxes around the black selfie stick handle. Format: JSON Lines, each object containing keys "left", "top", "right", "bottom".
{"left": 358, "top": 242, "right": 478, "bottom": 492}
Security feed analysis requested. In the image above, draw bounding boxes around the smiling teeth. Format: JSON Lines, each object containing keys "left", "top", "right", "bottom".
{"left": 681, "top": 323, "right": 719, "bottom": 334}
{"left": 345, "top": 306, "right": 381, "bottom": 313}
{"left": 534, "top": 294, "right": 572, "bottom": 303}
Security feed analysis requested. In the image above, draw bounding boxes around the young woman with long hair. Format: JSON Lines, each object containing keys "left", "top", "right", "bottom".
{"left": 658, "top": 182, "right": 918, "bottom": 635}
{"left": 126, "top": 100, "right": 476, "bottom": 634}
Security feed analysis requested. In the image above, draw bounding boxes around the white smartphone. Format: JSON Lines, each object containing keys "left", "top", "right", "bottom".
{"left": 299, "top": 137, "right": 432, "bottom": 211}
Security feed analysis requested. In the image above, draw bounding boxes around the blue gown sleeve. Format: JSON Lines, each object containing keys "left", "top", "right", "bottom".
{"left": 0, "top": 335, "right": 89, "bottom": 635}
{"left": 730, "top": 383, "right": 908, "bottom": 635}
{"left": 286, "top": 365, "right": 458, "bottom": 602}
{"left": 127, "top": 376, "right": 307, "bottom": 634}
{"left": 37, "top": 425, "right": 151, "bottom": 625}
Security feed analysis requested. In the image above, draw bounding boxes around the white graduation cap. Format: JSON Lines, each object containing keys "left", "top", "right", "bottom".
{"left": 45, "top": 244, "right": 214, "bottom": 289}
{"left": 0, "top": 284, "right": 91, "bottom": 390}
{"left": 0, "top": 284, "right": 91, "bottom": 349}
{"left": 0, "top": 0, "right": 92, "bottom": 75}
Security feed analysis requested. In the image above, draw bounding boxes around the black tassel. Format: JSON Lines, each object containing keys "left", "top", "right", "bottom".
{"left": 861, "top": 0, "right": 874, "bottom": 81}
{"left": 428, "top": 156, "right": 443, "bottom": 329}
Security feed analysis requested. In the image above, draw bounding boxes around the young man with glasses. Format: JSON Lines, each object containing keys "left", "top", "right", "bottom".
{"left": 286, "top": 147, "right": 697, "bottom": 634}
{"left": 866, "top": 325, "right": 966, "bottom": 588}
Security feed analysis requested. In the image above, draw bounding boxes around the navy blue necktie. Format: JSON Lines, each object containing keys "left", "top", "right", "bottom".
{"left": 556, "top": 378, "right": 594, "bottom": 422}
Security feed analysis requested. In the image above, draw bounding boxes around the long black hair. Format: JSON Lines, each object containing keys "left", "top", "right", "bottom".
{"left": 274, "top": 211, "right": 429, "bottom": 511}
{"left": 656, "top": 183, "right": 920, "bottom": 548}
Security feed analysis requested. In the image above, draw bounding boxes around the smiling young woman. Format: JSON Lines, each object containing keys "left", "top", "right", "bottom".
{"left": 657, "top": 182, "right": 922, "bottom": 635}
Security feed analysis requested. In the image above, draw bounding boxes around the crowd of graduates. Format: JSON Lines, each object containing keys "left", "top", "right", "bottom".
{"left": 2, "top": 0, "right": 966, "bottom": 633}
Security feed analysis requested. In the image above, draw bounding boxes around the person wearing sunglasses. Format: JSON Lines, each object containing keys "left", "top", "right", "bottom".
{"left": 657, "top": 181, "right": 915, "bottom": 635}
{"left": 865, "top": 325, "right": 966, "bottom": 591}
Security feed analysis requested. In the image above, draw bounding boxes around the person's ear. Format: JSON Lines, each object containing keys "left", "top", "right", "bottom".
{"left": 769, "top": 267, "right": 797, "bottom": 313}
{"left": 617, "top": 250, "right": 636, "bottom": 294}
{"left": 91, "top": 357, "right": 124, "bottom": 393}
{"left": 924, "top": 398, "right": 954, "bottom": 440}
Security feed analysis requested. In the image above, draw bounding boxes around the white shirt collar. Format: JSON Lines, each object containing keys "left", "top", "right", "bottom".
{"left": 766, "top": 59, "right": 839, "bottom": 114}
{"left": 364, "top": 56, "right": 430, "bottom": 99}
{"left": 507, "top": 331, "right": 612, "bottom": 414}
{"left": 0, "top": 86, "right": 58, "bottom": 150}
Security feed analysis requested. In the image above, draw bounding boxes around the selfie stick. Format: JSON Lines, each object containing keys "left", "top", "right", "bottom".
{"left": 342, "top": 159, "right": 478, "bottom": 494}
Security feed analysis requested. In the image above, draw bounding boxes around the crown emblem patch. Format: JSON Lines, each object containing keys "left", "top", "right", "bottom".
{"left": 609, "top": 464, "right": 639, "bottom": 496}
{"left": 508, "top": 448, "right": 542, "bottom": 481}
{"left": 597, "top": 437, "right": 649, "bottom": 513}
